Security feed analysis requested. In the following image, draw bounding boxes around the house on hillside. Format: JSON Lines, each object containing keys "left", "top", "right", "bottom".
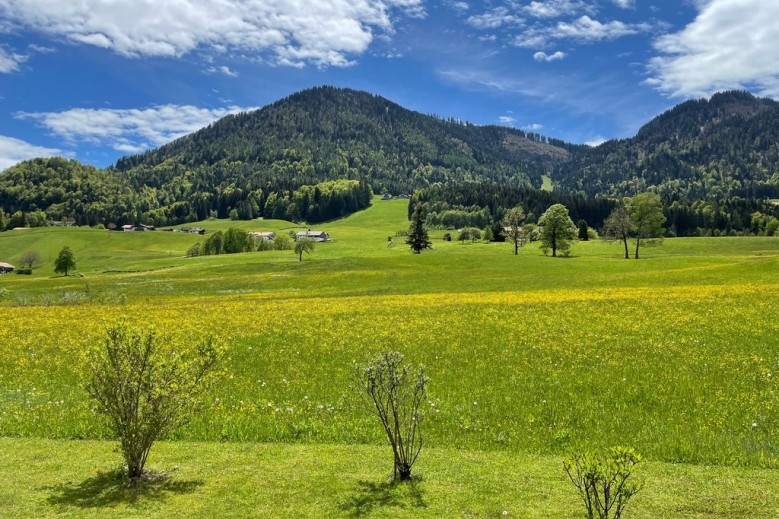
{"left": 181, "top": 227, "right": 206, "bottom": 235}
{"left": 295, "top": 230, "right": 329, "bottom": 242}
{"left": 0, "top": 262, "right": 15, "bottom": 274}
{"left": 122, "top": 224, "right": 134, "bottom": 232}
{"left": 250, "top": 231, "right": 276, "bottom": 241}
{"left": 381, "top": 193, "right": 393, "bottom": 200}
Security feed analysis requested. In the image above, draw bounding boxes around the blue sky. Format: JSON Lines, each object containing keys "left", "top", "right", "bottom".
{"left": 1, "top": 0, "right": 778, "bottom": 170}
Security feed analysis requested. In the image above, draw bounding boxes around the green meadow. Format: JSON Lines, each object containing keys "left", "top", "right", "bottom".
{"left": 1, "top": 197, "right": 779, "bottom": 517}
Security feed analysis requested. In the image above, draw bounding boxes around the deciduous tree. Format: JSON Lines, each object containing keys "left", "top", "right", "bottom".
{"left": 54, "top": 246, "right": 76, "bottom": 276}
{"left": 293, "top": 237, "right": 315, "bottom": 261}
{"left": 602, "top": 204, "right": 631, "bottom": 259}
{"left": 627, "top": 193, "right": 665, "bottom": 259}
{"left": 502, "top": 206, "right": 526, "bottom": 255}
{"left": 538, "top": 204, "right": 576, "bottom": 257}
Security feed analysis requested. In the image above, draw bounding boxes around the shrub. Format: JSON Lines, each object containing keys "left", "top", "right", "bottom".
{"left": 186, "top": 242, "right": 201, "bottom": 257}
{"left": 355, "top": 351, "right": 427, "bottom": 481}
{"left": 15, "top": 267, "right": 32, "bottom": 275}
{"left": 85, "top": 321, "right": 223, "bottom": 482}
{"left": 563, "top": 446, "right": 643, "bottom": 519}
{"left": 273, "top": 233, "right": 292, "bottom": 250}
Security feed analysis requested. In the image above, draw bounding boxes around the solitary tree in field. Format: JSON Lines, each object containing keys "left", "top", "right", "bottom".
{"left": 54, "top": 246, "right": 76, "bottom": 276}
{"left": 406, "top": 204, "right": 431, "bottom": 254}
{"left": 85, "top": 321, "right": 222, "bottom": 482}
{"left": 603, "top": 204, "right": 631, "bottom": 259}
{"left": 502, "top": 205, "right": 526, "bottom": 255}
{"left": 627, "top": 193, "right": 665, "bottom": 259}
{"left": 538, "top": 204, "right": 576, "bottom": 257}
{"left": 293, "top": 237, "right": 315, "bottom": 261}
{"left": 355, "top": 351, "right": 427, "bottom": 481}
{"left": 20, "top": 251, "right": 42, "bottom": 269}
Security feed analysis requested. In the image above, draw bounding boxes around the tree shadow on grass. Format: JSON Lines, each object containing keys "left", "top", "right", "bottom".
{"left": 339, "top": 477, "right": 426, "bottom": 518}
{"left": 45, "top": 468, "right": 204, "bottom": 509}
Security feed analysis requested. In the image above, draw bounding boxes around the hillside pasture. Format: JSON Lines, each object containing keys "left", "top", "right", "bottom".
{"left": 1, "top": 197, "right": 779, "bottom": 516}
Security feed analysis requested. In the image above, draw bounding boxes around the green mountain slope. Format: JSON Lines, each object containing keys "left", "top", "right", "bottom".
{"left": 554, "top": 91, "right": 779, "bottom": 199}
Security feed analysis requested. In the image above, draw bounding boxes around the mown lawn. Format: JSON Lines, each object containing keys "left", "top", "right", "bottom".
{"left": 2, "top": 438, "right": 778, "bottom": 518}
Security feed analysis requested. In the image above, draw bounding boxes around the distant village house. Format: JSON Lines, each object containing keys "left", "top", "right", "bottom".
{"left": 249, "top": 231, "right": 276, "bottom": 241}
{"left": 0, "top": 262, "right": 15, "bottom": 274}
{"left": 181, "top": 227, "right": 206, "bottom": 235}
{"left": 295, "top": 230, "right": 329, "bottom": 242}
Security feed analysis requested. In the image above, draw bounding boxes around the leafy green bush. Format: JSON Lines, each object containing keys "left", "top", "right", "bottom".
{"left": 563, "top": 446, "right": 643, "bottom": 519}
{"left": 85, "top": 321, "right": 223, "bottom": 482}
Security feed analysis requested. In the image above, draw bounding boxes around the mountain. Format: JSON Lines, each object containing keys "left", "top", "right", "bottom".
{"left": 113, "top": 86, "right": 568, "bottom": 193}
{"left": 2, "top": 87, "right": 779, "bottom": 230}
{"left": 554, "top": 91, "right": 779, "bottom": 200}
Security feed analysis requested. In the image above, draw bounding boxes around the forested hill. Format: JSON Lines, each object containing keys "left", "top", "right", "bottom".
{"left": 554, "top": 91, "right": 779, "bottom": 199}
{"left": 114, "top": 86, "right": 568, "bottom": 193}
{"left": 3, "top": 87, "right": 779, "bottom": 229}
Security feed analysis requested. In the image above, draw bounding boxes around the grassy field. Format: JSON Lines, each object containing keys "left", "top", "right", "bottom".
{"left": 2, "top": 197, "right": 779, "bottom": 516}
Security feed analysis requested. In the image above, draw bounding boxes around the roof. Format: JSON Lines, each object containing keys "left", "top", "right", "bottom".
{"left": 250, "top": 231, "right": 276, "bottom": 237}
{"left": 0, "top": 262, "right": 15, "bottom": 269}
{"left": 296, "top": 230, "right": 327, "bottom": 235}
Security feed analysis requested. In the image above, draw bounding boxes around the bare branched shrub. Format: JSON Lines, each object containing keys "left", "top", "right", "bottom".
{"left": 564, "top": 446, "right": 644, "bottom": 519}
{"left": 355, "top": 351, "right": 427, "bottom": 481}
{"left": 85, "top": 321, "right": 223, "bottom": 482}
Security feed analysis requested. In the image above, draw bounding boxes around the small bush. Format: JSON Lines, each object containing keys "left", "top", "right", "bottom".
{"left": 564, "top": 446, "right": 643, "bottom": 519}
{"left": 86, "top": 321, "right": 223, "bottom": 482}
{"left": 15, "top": 267, "right": 32, "bottom": 275}
{"left": 273, "top": 233, "right": 292, "bottom": 250}
{"left": 355, "top": 351, "right": 427, "bottom": 481}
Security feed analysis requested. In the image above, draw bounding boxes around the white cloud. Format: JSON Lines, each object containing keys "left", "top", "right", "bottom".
{"left": 446, "top": 1, "right": 470, "bottom": 13}
{"left": 516, "top": 15, "right": 651, "bottom": 48}
{"left": 524, "top": 123, "right": 544, "bottom": 130}
{"left": 523, "top": 0, "right": 593, "bottom": 19}
{"left": 498, "top": 115, "right": 516, "bottom": 124}
{"left": 467, "top": 7, "right": 524, "bottom": 29}
{"left": 16, "top": 104, "right": 257, "bottom": 153}
{"left": 648, "top": 0, "right": 779, "bottom": 98}
{"left": 0, "top": 135, "right": 63, "bottom": 170}
{"left": 0, "top": 46, "right": 27, "bottom": 73}
{"left": 0, "top": 0, "right": 423, "bottom": 68}
{"left": 208, "top": 65, "right": 239, "bottom": 77}
{"left": 27, "top": 44, "right": 56, "bottom": 53}
{"left": 612, "top": 0, "right": 634, "bottom": 8}
{"left": 585, "top": 137, "right": 606, "bottom": 146}
{"left": 533, "top": 50, "right": 566, "bottom": 61}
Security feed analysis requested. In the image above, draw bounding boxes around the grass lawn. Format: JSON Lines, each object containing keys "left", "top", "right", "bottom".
{"left": 2, "top": 197, "right": 779, "bottom": 516}
{"left": 2, "top": 438, "right": 778, "bottom": 518}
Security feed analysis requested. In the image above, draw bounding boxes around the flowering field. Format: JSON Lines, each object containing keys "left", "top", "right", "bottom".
{"left": 2, "top": 281, "right": 778, "bottom": 467}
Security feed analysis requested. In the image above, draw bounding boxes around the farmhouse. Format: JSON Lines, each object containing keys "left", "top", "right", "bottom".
{"left": 0, "top": 262, "right": 15, "bottom": 274}
{"left": 250, "top": 231, "right": 276, "bottom": 241}
{"left": 296, "top": 230, "right": 329, "bottom": 242}
{"left": 181, "top": 227, "right": 206, "bottom": 235}
{"left": 381, "top": 193, "right": 393, "bottom": 200}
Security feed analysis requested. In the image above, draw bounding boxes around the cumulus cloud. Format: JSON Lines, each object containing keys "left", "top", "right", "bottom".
{"left": 0, "top": 135, "right": 63, "bottom": 170}
{"left": 533, "top": 50, "right": 566, "bottom": 61}
{"left": 516, "top": 15, "right": 651, "bottom": 48}
{"left": 498, "top": 115, "right": 516, "bottom": 124}
{"left": 16, "top": 104, "right": 257, "bottom": 153}
{"left": 524, "top": 123, "right": 544, "bottom": 130}
{"left": 647, "top": 0, "right": 779, "bottom": 98}
{"left": 208, "top": 65, "right": 239, "bottom": 77}
{"left": 0, "top": 0, "right": 423, "bottom": 68}
{"left": 0, "top": 46, "right": 27, "bottom": 73}
{"left": 467, "top": 7, "right": 524, "bottom": 29}
{"left": 523, "top": 0, "right": 593, "bottom": 19}
{"left": 585, "top": 136, "right": 606, "bottom": 146}
{"left": 612, "top": 0, "right": 633, "bottom": 7}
